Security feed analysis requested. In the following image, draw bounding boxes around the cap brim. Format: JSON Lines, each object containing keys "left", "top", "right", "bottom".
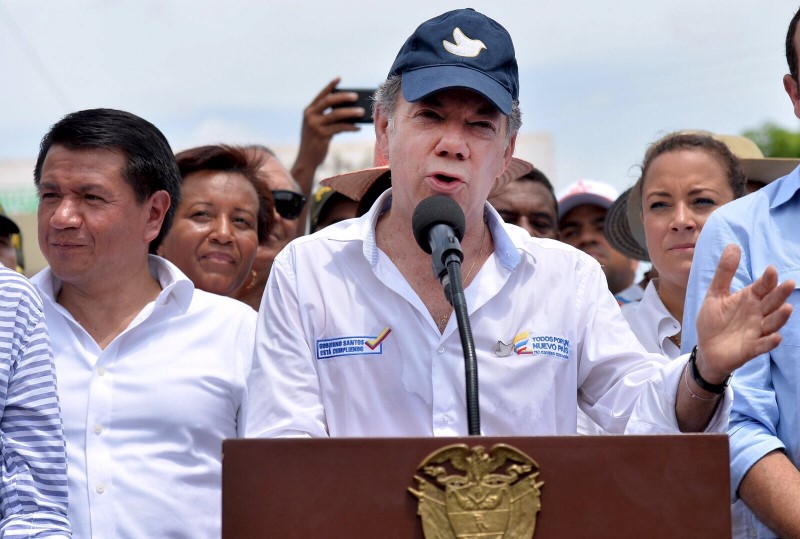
{"left": 320, "top": 166, "right": 391, "bottom": 202}
{"left": 557, "top": 193, "right": 614, "bottom": 221}
{"left": 0, "top": 215, "right": 20, "bottom": 236}
{"left": 402, "top": 65, "right": 513, "bottom": 114}
{"left": 739, "top": 158, "right": 800, "bottom": 183}
{"left": 604, "top": 186, "right": 649, "bottom": 262}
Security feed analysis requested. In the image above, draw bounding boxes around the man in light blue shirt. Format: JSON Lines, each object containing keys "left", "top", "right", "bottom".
{"left": 683, "top": 8, "right": 800, "bottom": 537}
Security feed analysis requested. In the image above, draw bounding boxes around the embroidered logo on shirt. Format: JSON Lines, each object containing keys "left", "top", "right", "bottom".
{"left": 365, "top": 327, "right": 391, "bottom": 349}
{"left": 443, "top": 28, "right": 487, "bottom": 58}
{"left": 495, "top": 331, "right": 570, "bottom": 360}
{"left": 495, "top": 331, "right": 533, "bottom": 357}
{"left": 317, "top": 329, "right": 391, "bottom": 360}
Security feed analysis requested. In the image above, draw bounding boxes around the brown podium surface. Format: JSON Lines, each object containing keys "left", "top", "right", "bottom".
{"left": 223, "top": 435, "right": 730, "bottom": 538}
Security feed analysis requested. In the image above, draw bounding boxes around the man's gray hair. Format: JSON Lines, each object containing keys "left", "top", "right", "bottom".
{"left": 373, "top": 75, "right": 522, "bottom": 144}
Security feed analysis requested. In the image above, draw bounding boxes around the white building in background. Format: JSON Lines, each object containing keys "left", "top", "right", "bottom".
{"left": 0, "top": 132, "right": 555, "bottom": 275}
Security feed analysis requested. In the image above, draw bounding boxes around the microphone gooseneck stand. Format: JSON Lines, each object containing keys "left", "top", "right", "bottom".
{"left": 441, "top": 257, "right": 480, "bottom": 436}
{"left": 416, "top": 194, "right": 481, "bottom": 436}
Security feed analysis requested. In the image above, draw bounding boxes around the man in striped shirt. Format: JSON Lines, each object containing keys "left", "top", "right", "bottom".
{"left": 0, "top": 265, "right": 71, "bottom": 536}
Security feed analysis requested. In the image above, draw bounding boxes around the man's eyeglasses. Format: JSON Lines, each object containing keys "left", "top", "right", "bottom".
{"left": 272, "top": 190, "right": 307, "bottom": 220}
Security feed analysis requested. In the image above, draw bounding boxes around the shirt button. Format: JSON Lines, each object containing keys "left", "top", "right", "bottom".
{"left": 96, "top": 484, "right": 105, "bottom": 494}
{"left": 97, "top": 367, "right": 106, "bottom": 376}
{"left": 437, "top": 346, "right": 445, "bottom": 353}
{"left": 442, "top": 415, "right": 451, "bottom": 423}
{"left": 93, "top": 423, "right": 103, "bottom": 434}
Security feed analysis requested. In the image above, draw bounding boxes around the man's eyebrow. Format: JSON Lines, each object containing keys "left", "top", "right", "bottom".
{"left": 418, "top": 95, "right": 443, "bottom": 108}
{"left": 38, "top": 180, "right": 111, "bottom": 195}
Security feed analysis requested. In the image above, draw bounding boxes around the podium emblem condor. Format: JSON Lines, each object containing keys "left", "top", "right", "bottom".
{"left": 409, "top": 443, "right": 544, "bottom": 539}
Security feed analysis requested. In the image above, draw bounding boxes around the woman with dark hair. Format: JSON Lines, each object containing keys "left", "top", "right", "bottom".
{"left": 159, "top": 144, "right": 274, "bottom": 297}
{"left": 607, "top": 131, "right": 745, "bottom": 358}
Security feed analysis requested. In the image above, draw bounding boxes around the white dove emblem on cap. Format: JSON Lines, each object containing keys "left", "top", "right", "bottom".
{"left": 442, "top": 27, "right": 486, "bottom": 58}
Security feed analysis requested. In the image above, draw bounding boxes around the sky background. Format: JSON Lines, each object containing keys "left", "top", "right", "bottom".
{"left": 2, "top": 1, "right": 800, "bottom": 193}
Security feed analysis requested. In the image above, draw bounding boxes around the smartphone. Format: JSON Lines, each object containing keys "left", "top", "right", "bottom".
{"left": 332, "top": 88, "right": 375, "bottom": 123}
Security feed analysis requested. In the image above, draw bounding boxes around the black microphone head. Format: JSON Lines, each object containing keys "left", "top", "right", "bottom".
{"left": 412, "top": 196, "right": 466, "bottom": 254}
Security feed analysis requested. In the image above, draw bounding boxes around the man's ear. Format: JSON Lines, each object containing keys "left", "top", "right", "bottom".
{"left": 783, "top": 74, "right": 800, "bottom": 120}
{"left": 143, "top": 190, "right": 170, "bottom": 244}
{"left": 502, "top": 132, "right": 517, "bottom": 173}
{"left": 374, "top": 106, "right": 391, "bottom": 165}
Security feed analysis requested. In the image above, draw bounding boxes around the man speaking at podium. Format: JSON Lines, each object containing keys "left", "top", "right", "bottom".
{"left": 246, "top": 9, "right": 793, "bottom": 438}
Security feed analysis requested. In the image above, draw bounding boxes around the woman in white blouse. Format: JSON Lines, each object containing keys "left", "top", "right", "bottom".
{"left": 606, "top": 132, "right": 745, "bottom": 358}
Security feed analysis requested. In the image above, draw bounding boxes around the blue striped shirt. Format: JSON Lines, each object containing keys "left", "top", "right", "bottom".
{"left": 0, "top": 266, "right": 71, "bottom": 537}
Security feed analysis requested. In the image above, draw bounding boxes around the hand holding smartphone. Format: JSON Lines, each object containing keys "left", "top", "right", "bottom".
{"left": 331, "top": 88, "right": 376, "bottom": 124}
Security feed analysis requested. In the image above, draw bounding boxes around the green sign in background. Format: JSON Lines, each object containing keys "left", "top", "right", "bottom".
{"left": 0, "top": 188, "right": 38, "bottom": 214}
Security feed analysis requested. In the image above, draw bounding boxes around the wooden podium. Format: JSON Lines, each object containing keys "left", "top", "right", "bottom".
{"left": 222, "top": 435, "right": 730, "bottom": 538}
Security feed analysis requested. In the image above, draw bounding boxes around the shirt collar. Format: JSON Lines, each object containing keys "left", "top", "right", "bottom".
{"left": 349, "top": 189, "right": 520, "bottom": 270}
{"left": 770, "top": 164, "right": 800, "bottom": 210}
{"left": 33, "top": 255, "right": 195, "bottom": 312}
{"left": 148, "top": 255, "right": 195, "bottom": 311}
{"left": 640, "top": 279, "right": 681, "bottom": 341}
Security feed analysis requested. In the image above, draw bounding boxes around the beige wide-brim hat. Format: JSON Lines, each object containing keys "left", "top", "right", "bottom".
{"left": 712, "top": 134, "right": 800, "bottom": 183}
{"left": 605, "top": 133, "right": 800, "bottom": 262}
{"left": 320, "top": 157, "right": 534, "bottom": 212}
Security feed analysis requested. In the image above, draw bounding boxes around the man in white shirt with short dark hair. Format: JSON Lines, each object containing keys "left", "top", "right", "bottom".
{"left": 31, "top": 108, "right": 256, "bottom": 538}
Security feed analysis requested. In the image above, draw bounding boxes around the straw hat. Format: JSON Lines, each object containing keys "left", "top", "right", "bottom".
{"left": 604, "top": 187, "right": 649, "bottom": 261}
{"left": 712, "top": 134, "right": 800, "bottom": 183}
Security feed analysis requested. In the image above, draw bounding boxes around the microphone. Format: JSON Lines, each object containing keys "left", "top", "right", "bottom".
{"left": 412, "top": 196, "right": 466, "bottom": 301}
{"left": 412, "top": 195, "right": 480, "bottom": 436}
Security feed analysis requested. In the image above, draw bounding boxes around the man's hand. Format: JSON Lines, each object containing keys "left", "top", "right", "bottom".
{"left": 695, "top": 244, "right": 794, "bottom": 383}
{"left": 291, "top": 78, "right": 363, "bottom": 191}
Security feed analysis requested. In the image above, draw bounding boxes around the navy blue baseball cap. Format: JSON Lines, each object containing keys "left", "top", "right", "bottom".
{"left": 388, "top": 8, "right": 518, "bottom": 115}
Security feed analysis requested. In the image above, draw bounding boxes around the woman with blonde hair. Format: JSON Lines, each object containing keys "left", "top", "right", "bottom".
{"left": 606, "top": 132, "right": 746, "bottom": 357}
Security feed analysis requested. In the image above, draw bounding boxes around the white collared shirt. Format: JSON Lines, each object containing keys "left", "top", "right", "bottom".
{"left": 32, "top": 256, "right": 256, "bottom": 539}
{"left": 621, "top": 279, "right": 681, "bottom": 359}
{"left": 246, "top": 191, "right": 729, "bottom": 438}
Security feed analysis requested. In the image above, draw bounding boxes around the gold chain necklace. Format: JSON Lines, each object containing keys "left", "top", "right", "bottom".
{"left": 379, "top": 217, "right": 487, "bottom": 331}
{"left": 437, "top": 223, "right": 486, "bottom": 330}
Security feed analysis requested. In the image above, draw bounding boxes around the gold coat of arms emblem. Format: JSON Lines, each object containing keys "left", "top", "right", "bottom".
{"left": 409, "top": 443, "right": 544, "bottom": 539}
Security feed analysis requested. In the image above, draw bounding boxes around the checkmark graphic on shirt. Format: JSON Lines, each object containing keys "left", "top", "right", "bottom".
{"left": 366, "top": 327, "right": 391, "bottom": 349}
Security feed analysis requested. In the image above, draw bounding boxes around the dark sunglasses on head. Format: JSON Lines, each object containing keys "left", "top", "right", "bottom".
{"left": 272, "top": 190, "right": 307, "bottom": 220}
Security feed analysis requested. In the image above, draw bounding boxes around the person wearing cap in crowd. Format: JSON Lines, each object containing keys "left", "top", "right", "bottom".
{"left": 0, "top": 204, "right": 22, "bottom": 271}
{"left": 31, "top": 108, "right": 258, "bottom": 538}
{"left": 308, "top": 186, "right": 358, "bottom": 233}
{"left": 682, "top": 10, "right": 800, "bottom": 537}
{"left": 245, "top": 8, "right": 792, "bottom": 440}
{"left": 557, "top": 179, "right": 641, "bottom": 302}
{"left": 488, "top": 166, "right": 558, "bottom": 239}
